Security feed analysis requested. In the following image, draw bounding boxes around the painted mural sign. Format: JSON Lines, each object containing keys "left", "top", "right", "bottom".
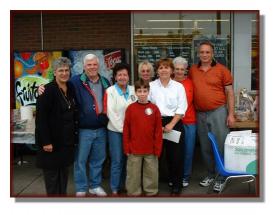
{"left": 14, "top": 51, "right": 62, "bottom": 107}
{"left": 15, "top": 76, "right": 48, "bottom": 106}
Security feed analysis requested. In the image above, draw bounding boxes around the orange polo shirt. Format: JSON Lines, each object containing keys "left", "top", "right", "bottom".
{"left": 180, "top": 79, "right": 196, "bottom": 124}
{"left": 189, "top": 63, "right": 233, "bottom": 112}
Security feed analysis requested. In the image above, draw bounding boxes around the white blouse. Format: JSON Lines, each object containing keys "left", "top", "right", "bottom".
{"left": 149, "top": 79, "right": 187, "bottom": 117}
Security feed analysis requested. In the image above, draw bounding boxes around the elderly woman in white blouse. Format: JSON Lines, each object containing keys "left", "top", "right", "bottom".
{"left": 149, "top": 58, "right": 187, "bottom": 195}
{"left": 104, "top": 63, "right": 136, "bottom": 195}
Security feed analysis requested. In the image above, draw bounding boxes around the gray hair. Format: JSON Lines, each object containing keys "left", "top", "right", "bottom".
{"left": 173, "top": 57, "right": 188, "bottom": 68}
{"left": 83, "top": 53, "right": 99, "bottom": 65}
{"left": 138, "top": 60, "right": 154, "bottom": 78}
{"left": 52, "top": 57, "right": 72, "bottom": 71}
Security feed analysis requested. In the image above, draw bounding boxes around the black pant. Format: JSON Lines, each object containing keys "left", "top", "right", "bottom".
{"left": 162, "top": 117, "right": 184, "bottom": 190}
{"left": 43, "top": 167, "right": 69, "bottom": 196}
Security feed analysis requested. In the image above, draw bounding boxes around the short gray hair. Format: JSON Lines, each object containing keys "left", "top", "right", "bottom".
{"left": 138, "top": 60, "right": 154, "bottom": 78}
{"left": 83, "top": 53, "right": 99, "bottom": 65}
{"left": 173, "top": 56, "right": 188, "bottom": 68}
{"left": 52, "top": 57, "right": 71, "bottom": 71}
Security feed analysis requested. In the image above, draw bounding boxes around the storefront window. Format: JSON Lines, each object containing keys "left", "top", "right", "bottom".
{"left": 133, "top": 11, "right": 231, "bottom": 80}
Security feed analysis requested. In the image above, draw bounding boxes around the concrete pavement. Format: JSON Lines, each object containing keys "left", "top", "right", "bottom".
{"left": 11, "top": 145, "right": 258, "bottom": 199}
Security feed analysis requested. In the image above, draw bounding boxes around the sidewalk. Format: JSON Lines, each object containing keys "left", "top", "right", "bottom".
{"left": 11, "top": 146, "right": 257, "bottom": 198}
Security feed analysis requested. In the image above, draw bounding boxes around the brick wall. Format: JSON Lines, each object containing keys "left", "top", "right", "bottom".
{"left": 11, "top": 11, "right": 131, "bottom": 108}
{"left": 12, "top": 12, "right": 42, "bottom": 51}
{"left": 12, "top": 11, "right": 131, "bottom": 51}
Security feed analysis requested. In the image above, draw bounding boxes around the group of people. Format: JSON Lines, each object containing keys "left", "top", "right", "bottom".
{"left": 35, "top": 40, "right": 235, "bottom": 197}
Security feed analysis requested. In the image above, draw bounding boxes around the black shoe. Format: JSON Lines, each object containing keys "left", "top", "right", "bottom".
{"left": 171, "top": 187, "right": 181, "bottom": 196}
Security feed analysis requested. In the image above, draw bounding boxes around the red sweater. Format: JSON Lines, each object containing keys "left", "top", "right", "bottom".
{"left": 123, "top": 101, "right": 163, "bottom": 157}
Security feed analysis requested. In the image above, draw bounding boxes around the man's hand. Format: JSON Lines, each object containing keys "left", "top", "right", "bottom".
{"left": 38, "top": 84, "right": 45, "bottom": 96}
{"left": 225, "top": 85, "right": 235, "bottom": 127}
{"left": 227, "top": 114, "right": 235, "bottom": 127}
{"left": 43, "top": 144, "right": 53, "bottom": 152}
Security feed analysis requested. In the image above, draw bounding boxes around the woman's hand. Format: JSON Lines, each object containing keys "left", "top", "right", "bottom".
{"left": 163, "top": 123, "right": 174, "bottom": 133}
{"left": 163, "top": 114, "right": 182, "bottom": 133}
{"left": 43, "top": 144, "right": 53, "bottom": 152}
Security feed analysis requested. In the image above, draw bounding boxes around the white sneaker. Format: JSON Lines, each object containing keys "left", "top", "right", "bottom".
{"left": 199, "top": 176, "right": 214, "bottom": 187}
{"left": 76, "top": 191, "right": 86, "bottom": 197}
{"left": 213, "top": 180, "right": 226, "bottom": 192}
{"left": 182, "top": 179, "right": 189, "bottom": 187}
{"left": 89, "top": 187, "right": 107, "bottom": 197}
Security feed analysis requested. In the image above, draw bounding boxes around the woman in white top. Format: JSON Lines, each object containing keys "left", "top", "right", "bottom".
{"left": 104, "top": 63, "right": 136, "bottom": 195}
{"left": 149, "top": 58, "right": 187, "bottom": 195}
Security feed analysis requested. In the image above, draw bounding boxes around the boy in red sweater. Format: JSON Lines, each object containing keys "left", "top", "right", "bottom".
{"left": 123, "top": 79, "right": 163, "bottom": 196}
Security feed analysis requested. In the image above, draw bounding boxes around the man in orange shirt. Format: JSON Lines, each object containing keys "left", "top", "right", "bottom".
{"left": 189, "top": 41, "right": 235, "bottom": 192}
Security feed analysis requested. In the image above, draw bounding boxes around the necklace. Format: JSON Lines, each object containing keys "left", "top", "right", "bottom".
{"left": 58, "top": 87, "right": 71, "bottom": 110}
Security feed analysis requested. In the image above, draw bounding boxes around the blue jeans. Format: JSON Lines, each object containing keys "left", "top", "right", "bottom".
{"left": 74, "top": 128, "right": 107, "bottom": 192}
{"left": 108, "top": 130, "right": 126, "bottom": 192}
{"left": 183, "top": 124, "right": 197, "bottom": 181}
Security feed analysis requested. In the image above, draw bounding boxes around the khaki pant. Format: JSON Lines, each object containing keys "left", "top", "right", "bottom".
{"left": 126, "top": 154, "right": 158, "bottom": 196}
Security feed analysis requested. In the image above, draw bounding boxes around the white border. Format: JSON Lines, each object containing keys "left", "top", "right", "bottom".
{"left": 2, "top": 0, "right": 276, "bottom": 214}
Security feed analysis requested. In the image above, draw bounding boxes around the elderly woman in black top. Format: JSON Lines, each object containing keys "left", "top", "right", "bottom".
{"left": 35, "top": 57, "right": 78, "bottom": 196}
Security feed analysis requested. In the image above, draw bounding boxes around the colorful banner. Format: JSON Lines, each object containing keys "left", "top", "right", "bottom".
{"left": 14, "top": 51, "right": 62, "bottom": 107}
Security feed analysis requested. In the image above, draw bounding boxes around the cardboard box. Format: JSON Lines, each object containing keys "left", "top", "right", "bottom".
{"left": 224, "top": 131, "right": 257, "bottom": 174}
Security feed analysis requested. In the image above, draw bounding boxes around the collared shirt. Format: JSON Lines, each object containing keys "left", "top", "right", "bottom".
{"left": 149, "top": 79, "right": 187, "bottom": 117}
{"left": 88, "top": 77, "right": 103, "bottom": 113}
{"left": 189, "top": 63, "right": 233, "bottom": 111}
{"left": 114, "top": 83, "right": 130, "bottom": 101}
